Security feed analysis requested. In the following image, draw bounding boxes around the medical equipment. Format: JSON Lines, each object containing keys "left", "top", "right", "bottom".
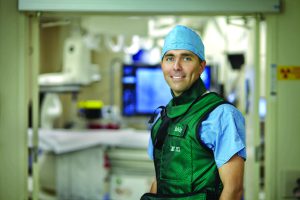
{"left": 40, "top": 93, "right": 62, "bottom": 129}
{"left": 39, "top": 35, "right": 100, "bottom": 86}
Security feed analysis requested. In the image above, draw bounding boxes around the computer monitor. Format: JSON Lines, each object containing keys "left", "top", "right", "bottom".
{"left": 122, "top": 64, "right": 171, "bottom": 116}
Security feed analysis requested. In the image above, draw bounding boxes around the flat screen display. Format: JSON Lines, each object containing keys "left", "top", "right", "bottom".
{"left": 136, "top": 68, "right": 172, "bottom": 114}
{"left": 122, "top": 64, "right": 172, "bottom": 116}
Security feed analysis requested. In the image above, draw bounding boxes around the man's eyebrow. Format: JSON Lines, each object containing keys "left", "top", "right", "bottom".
{"left": 164, "top": 53, "right": 175, "bottom": 57}
{"left": 181, "top": 53, "right": 195, "bottom": 57}
{"left": 164, "top": 52, "right": 195, "bottom": 57}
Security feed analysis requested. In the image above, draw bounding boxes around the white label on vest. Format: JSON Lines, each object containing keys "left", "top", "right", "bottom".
{"left": 170, "top": 145, "right": 181, "bottom": 152}
{"left": 174, "top": 126, "right": 183, "bottom": 133}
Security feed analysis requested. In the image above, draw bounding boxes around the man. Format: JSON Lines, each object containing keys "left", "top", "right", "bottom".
{"left": 140, "top": 25, "right": 246, "bottom": 200}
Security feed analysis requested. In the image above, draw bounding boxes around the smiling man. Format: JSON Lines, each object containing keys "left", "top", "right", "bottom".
{"left": 140, "top": 25, "right": 246, "bottom": 200}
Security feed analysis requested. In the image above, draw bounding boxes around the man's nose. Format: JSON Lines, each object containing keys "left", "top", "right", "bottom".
{"left": 173, "top": 59, "right": 182, "bottom": 70}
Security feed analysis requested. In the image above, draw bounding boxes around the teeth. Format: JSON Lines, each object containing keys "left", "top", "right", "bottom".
{"left": 173, "top": 76, "right": 183, "bottom": 79}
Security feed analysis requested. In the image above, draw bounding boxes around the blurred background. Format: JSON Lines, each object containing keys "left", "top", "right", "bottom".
{"left": 1, "top": 0, "right": 300, "bottom": 199}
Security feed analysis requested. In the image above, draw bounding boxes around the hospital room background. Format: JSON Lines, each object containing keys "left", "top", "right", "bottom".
{"left": 1, "top": 0, "right": 300, "bottom": 200}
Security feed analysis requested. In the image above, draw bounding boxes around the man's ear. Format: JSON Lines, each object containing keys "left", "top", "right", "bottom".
{"left": 199, "top": 60, "right": 206, "bottom": 74}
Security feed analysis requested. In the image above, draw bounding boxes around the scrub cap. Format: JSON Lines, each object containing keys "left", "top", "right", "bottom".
{"left": 161, "top": 25, "right": 205, "bottom": 61}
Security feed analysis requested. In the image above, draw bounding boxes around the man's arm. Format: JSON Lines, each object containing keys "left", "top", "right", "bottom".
{"left": 218, "top": 154, "right": 245, "bottom": 200}
{"left": 150, "top": 179, "right": 157, "bottom": 193}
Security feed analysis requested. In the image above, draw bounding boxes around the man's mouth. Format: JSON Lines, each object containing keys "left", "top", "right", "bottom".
{"left": 171, "top": 75, "right": 185, "bottom": 80}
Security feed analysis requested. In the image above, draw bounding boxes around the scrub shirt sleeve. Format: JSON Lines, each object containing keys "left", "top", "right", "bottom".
{"left": 200, "top": 104, "right": 246, "bottom": 168}
{"left": 147, "top": 111, "right": 161, "bottom": 160}
{"left": 147, "top": 137, "right": 154, "bottom": 160}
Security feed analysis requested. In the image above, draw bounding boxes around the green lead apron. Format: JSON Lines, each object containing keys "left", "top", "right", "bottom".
{"left": 140, "top": 191, "right": 206, "bottom": 200}
{"left": 141, "top": 79, "right": 227, "bottom": 200}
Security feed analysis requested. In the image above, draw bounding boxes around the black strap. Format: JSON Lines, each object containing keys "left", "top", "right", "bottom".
{"left": 154, "top": 107, "right": 172, "bottom": 150}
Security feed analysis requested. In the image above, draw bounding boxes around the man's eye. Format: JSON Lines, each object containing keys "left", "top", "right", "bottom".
{"left": 183, "top": 57, "right": 192, "bottom": 61}
{"left": 165, "top": 57, "right": 174, "bottom": 62}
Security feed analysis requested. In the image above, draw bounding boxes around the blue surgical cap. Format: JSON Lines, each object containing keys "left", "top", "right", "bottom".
{"left": 161, "top": 25, "right": 205, "bottom": 61}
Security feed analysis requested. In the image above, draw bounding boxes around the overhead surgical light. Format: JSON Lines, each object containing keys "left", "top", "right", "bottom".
{"left": 104, "top": 34, "right": 124, "bottom": 53}
{"left": 123, "top": 35, "right": 141, "bottom": 55}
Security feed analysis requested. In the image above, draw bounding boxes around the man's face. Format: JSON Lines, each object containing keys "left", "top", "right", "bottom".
{"left": 161, "top": 49, "right": 206, "bottom": 97}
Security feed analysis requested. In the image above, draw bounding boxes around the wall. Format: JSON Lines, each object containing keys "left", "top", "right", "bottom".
{"left": 265, "top": 0, "right": 300, "bottom": 199}
{"left": 0, "top": 0, "right": 29, "bottom": 199}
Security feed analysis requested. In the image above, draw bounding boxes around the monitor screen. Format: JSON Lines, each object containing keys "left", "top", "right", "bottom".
{"left": 136, "top": 68, "right": 172, "bottom": 114}
{"left": 122, "top": 64, "right": 211, "bottom": 116}
{"left": 122, "top": 64, "right": 172, "bottom": 116}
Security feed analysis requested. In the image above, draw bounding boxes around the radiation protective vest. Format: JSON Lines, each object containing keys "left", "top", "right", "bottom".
{"left": 141, "top": 79, "right": 227, "bottom": 200}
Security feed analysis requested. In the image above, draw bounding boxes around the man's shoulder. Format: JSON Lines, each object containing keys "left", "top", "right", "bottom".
{"left": 207, "top": 103, "right": 244, "bottom": 121}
